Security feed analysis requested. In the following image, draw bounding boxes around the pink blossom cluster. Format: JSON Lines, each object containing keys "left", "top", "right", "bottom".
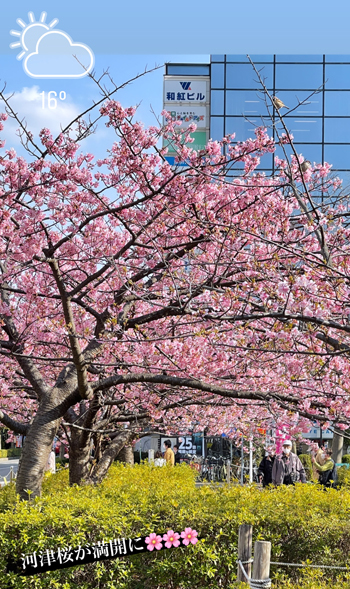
{"left": 145, "top": 528, "right": 198, "bottom": 551}
{"left": 0, "top": 94, "right": 349, "bottom": 457}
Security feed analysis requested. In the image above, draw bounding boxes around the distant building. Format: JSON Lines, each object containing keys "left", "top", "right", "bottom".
{"left": 163, "top": 55, "right": 350, "bottom": 449}
{"left": 165, "top": 55, "right": 350, "bottom": 187}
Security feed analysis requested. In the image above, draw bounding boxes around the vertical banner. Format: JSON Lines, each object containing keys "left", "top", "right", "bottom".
{"left": 163, "top": 70, "right": 210, "bottom": 165}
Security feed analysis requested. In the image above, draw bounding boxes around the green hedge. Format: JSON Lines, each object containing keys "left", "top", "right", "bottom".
{"left": 337, "top": 465, "right": 350, "bottom": 487}
{"left": 1, "top": 464, "right": 350, "bottom": 588}
{"left": 298, "top": 454, "right": 314, "bottom": 481}
{"left": 341, "top": 454, "right": 350, "bottom": 464}
{"left": 0, "top": 449, "right": 21, "bottom": 458}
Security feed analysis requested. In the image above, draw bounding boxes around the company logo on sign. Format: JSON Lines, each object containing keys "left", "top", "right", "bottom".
{"left": 164, "top": 79, "right": 207, "bottom": 103}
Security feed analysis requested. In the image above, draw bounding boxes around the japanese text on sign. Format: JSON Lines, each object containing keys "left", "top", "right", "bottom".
{"left": 7, "top": 528, "right": 198, "bottom": 576}
{"left": 164, "top": 80, "right": 207, "bottom": 103}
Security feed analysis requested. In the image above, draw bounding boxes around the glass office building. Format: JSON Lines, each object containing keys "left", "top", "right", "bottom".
{"left": 165, "top": 56, "right": 350, "bottom": 186}
{"left": 211, "top": 55, "right": 350, "bottom": 185}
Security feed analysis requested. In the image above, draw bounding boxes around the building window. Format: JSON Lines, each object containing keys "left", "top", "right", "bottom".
{"left": 276, "top": 55, "right": 323, "bottom": 63}
{"left": 226, "top": 64, "right": 273, "bottom": 90}
{"left": 325, "top": 65, "right": 350, "bottom": 89}
{"left": 324, "top": 144, "right": 350, "bottom": 169}
{"left": 275, "top": 64, "right": 323, "bottom": 90}
{"left": 274, "top": 143, "right": 323, "bottom": 166}
{"left": 325, "top": 55, "right": 350, "bottom": 63}
{"left": 226, "top": 55, "right": 249, "bottom": 62}
{"left": 210, "top": 117, "right": 224, "bottom": 141}
{"left": 211, "top": 90, "right": 224, "bottom": 115}
{"left": 211, "top": 55, "right": 225, "bottom": 62}
{"left": 283, "top": 116, "right": 322, "bottom": 143}
{"left": 324, "top": 118, "right": 350, "bottom": 142}
{"left": 325, "top": 91, "right": 350, "bottom": 116}
{"left": 166, "top": 64, "right": 210, "bottom": 76}
{"left": 225, "top": 117, "right": 262, "bottom": 142}
{"left": 272, "top": 91, "right": 323, "bottom": 115}
{"left": 225, "top": 90, "right": 266, "bottom": 116}
{"left": 226, "top": 55, "right": 273, "bottom": 63}
{"left": 211, "top": 63, "right": 225, "bottom": 88}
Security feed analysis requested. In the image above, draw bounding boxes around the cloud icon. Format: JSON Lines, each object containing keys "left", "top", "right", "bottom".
{"left": 24, "top": 30, "right": 94, "bottom": 78}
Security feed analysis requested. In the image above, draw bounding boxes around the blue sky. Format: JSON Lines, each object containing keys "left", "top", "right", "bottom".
{"left": 0, "top": 53, "right": 209, "bottom": 159}
{"left": 1, "top": 1, "right": 350, "bottom": 159}
{"left": 2, "top": 1, "right": 350, "bottom": 55}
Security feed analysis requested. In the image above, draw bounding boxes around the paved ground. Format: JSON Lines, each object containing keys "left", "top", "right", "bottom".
{"left": 0, "top": 459, "right": 19, "bottom": 485}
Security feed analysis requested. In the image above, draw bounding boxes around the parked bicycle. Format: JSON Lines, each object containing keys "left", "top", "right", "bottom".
{"left": 198, "top": 455, "right": 228, "bottom": 483}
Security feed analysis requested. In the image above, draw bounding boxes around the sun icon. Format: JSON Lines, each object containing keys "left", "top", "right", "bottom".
{"left": 10, "top": 12, "right": 59, "bottom": 60}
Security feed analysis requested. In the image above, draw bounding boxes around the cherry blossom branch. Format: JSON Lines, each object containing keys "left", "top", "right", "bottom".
{"left": 48, "top": 258, "right": 93, "bottom": 401}
{"left": 247, "top": 56, "right": 332, "bottom": 267}
{"left": 0, "top": 409, "right": 29, "bottom": 434}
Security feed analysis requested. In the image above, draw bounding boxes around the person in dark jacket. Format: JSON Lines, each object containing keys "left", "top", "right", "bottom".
{"left": 173, "top": 445, "right": 181, "bottom": 465}
{"left": 258, "top": 446, "right": 276, "bottom": 487}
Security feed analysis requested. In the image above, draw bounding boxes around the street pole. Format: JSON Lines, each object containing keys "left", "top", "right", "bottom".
{"left": 240, "top": 434, "right": 244, "bottom": 485}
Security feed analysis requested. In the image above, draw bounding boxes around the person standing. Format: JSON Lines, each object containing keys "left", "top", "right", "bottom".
{"left": 313, "top": 444, "right": 326, "bottom": 479}
{"left": 173, "top": 445, "right": 181, "bottom": 465}
{"left": 257, "top": 446, "right": 276, "bottom": 487}
{"left": 164, "top": 440, "right": 175, "bottom": 466}
{"left": 315, "top": 445, "right": 326, "bottom": 464}
{"left": 312, "top": 448, "right": 336, "bottom": 488}
{"left": 46, "top": 448, "right": 56, "bottom": 474}
{"left": 154, "top": 451, "right": 166, "bottom": 467}
{"left": 272, "top": 440, "right": 306, "bottom": 485}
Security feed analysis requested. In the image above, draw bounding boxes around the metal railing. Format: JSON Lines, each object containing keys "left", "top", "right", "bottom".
{"left": 179, "top": 452, "right": 260, "bottom": 484}
{"left": 0, "top": 466, "right": 17, "bottom": 486}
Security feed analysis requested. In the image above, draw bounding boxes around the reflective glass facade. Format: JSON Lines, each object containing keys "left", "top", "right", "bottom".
{"left": 210, "top": 55, "right": 350, "bottom": 183}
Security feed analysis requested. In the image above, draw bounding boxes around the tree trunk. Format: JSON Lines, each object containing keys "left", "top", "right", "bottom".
{"left": 332, "top": 432, "right": 344, "bottom": 463}
{"left": 116, "top": 444, "right": 134, "bottom": 465}
{"left": 59, "top": 442, "right": 67, "bottom": 459}
{"left": 69, "top": 427, "right": 92, "bottom": 486}
{"left": 89, "top": 430, "right": 132, "bottom": 485}
{"left": 15, "top": 400, "right": 62, "bottom": 500}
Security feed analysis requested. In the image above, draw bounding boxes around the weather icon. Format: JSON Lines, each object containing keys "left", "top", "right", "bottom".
{"left": 10, "top": 12, "right": 94, "bottom": 79}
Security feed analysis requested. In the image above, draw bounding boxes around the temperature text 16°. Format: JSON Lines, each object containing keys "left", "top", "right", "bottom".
{"left": 40, "top": 91, "right": 66, "bottom": 109}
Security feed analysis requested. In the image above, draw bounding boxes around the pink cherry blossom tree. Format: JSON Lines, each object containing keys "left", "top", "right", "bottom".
{"left": 0, "top": 64, "right": 349, "bottom": 498}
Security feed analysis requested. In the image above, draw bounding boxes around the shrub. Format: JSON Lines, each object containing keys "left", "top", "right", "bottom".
{"left": 0, "top": 464, "right": 350, "bottom": 588}
{"left": 55, "top": 458, "right": 69, "bottom": 471}
{"left": 341, "top": 454, "right": 350, "bottom": 464}
{"left": 337, "top": 465, "right": 350, "bottom": 487}
{"left": 298, "top": 454, "right": 314, "bottom": 481}
{"left": 0, "top": 449, "right": 21, "bottom": 458}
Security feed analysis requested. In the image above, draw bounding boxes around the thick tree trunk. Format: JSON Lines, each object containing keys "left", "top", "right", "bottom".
{"left": 69, "top": 427, "right": 92, "bottom": 485}
{"left": 16, "top": 400, "right": 62, "bottom": 500}
{"left": 88, "top": 430, "right": 132, "bottom": 485}
{"left": 116, "top": 444, "right": 134, "bottom": 465}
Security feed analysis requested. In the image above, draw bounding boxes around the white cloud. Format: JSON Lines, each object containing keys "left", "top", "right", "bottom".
{"left": 24, "top": 31, "right": 94, "bottom": 79}
{"left": 0, "top": 86, "right": 81, "bottom": 148}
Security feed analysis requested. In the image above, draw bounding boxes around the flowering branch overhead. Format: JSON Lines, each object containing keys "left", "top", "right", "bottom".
{"left": 0, "top": 61, "right": 349, "bottom": 497}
